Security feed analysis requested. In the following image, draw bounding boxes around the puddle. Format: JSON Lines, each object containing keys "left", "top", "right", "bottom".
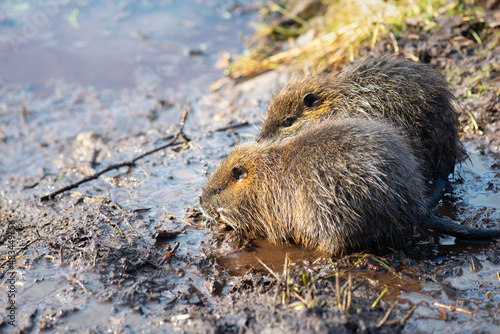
{"left": 61, "top": 300, "right": 116, "bottom": 328}
{"left": 217, "top": 239, "right": 321, "bottom": 276}
{"left": 0, "top": 0, "right": 255, "bottom": 93}
{"left": 399, "top": 150, "right": 500, "bottom": 332}
{"left": 458, "top": 151, "right": 500, "bottom": 208}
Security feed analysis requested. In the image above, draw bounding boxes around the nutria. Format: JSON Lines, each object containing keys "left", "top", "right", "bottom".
{"left": 201, "top": 118, "right": 426, "bottom": 255}
{"left": 257, "top": 54, "right": 466, "bottom": 188}
{"left": 201, "top": 118, "right": 499, "bottom": 255}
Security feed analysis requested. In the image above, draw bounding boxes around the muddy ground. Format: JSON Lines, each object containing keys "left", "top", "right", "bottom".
{"left": 1, "top": 1, "right": 500, "bottom": 333}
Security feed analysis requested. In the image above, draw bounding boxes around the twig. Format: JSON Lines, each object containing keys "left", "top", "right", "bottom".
{"left": 182, "top": 218, "right": 212, "bottom": 231}
{"left": 400, "top": 50, "right": 419, "bottom": 62}
{"left": 432, "top": 302, "right": 474, "bottom": 316}
{"left": 160, "top": 241, "right": 180, "bottom": 265}
{"left": 40, "top": 101, "right": 191, "bottom": 201}
{"left": 213, "top": 259, "right": 220, "bottom": 277}
{"left": 23, "top": 172, "right": 54, "bottom": 190}
{"left": 336, "top": 267, "right": 341, "bottom": 307}
{"left": 369, "top": 256, "right": 391, "bottom": 270}
{"left": 100, "top": 213, "right": 124, "bottom": 234}
{"left": 124, "top": 218, "right": 138, "bottom": 234}
{"left": 167, "top": 214, "right": 211, "bottom": 231}
{"left": 257, "top": 258, "right": 279, "bottom": 280}
{"left": 214, "top": 121, "right": 250, "bottom": 132}
{"left": 450, "top": 38, "right": 467, "bottom": 59}
{"left": 132, "top": 31, "right": 203, "bottom": 56}
{"left": 346, "top": 272, "right": 352, "bottom": 312}
{"left": 67, "top": 274, "right": 88, "bottom": 293}
{"left": 400, "top": 303, "right": 419, "bottom": 325}
{"left": 290, "top": 291, "right": 308, "bottom": 307}
{"left": 466, "top": 110, "right": 479, "bottom": 132}
{"left": 283, "top": 256, "right": 290, "bottom": 306}
{"left": 273, "top": 274, "right": 283, "bottom": 308}
{"left": 389, "top": 32, "right": 399, "bottom": 53}
{"left": 155, "top": 134, "right": 175, "bottom": 144}
{"left": 376, "top": 301, "right": 398, "bottom": 328}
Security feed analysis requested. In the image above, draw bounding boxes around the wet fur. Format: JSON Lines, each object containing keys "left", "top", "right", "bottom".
{"left": 258, "top": 54, "right": 466, "bottom": 183}
{"left": 201, "top": 118, "right": 426, "bottom": 255}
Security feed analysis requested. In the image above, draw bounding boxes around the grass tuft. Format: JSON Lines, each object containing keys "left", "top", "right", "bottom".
{"left": 214, "top": 0, "right": 485, "bottom": 90}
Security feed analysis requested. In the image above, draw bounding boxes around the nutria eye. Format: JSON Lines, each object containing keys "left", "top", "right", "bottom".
{"left": 214, "top": 188, "right": 222, "bottom": 195}
{"left": 282, "top": 118, "right": 295, "bottom": 127}
{"left": 231, "top": 165, "right": 248, "bottom": 182}
{"left": 303, "top": 93, "right": 318, "bottom": 108}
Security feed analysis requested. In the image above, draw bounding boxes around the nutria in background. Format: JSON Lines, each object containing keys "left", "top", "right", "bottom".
{"left": 258, "top": 54, "right": 466, "bottom": 190}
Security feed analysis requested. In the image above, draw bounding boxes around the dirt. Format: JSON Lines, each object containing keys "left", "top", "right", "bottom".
{"left": 1, "top": 1, "right": 500, "bottom": 333}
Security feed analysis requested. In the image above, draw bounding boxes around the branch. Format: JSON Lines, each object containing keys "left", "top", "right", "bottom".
{"left": 214, "top": 121, "right": 250, "bottom": 132}
{"left": 40, "top": 101, "right": 191, "bottom": 201}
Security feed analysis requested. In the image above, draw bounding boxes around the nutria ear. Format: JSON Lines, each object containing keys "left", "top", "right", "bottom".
{"left": 231, "top": 165, "right": 248, "bottom": 182}
{"left": 303, "top": 93, "right": 319, "bottom": 108}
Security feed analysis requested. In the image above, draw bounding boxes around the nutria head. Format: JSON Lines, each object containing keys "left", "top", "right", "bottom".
{"left": 200, "top": 144, "right": 274, "bottom": 234}
{"left": 257, "top": 74, "right": 337, "bottom": 141}
{"left": 200, "top": 148, "right": 249, "bottom": 221}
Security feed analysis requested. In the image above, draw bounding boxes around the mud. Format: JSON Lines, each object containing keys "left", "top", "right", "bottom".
{"left": 1, "top": 1, "right": 500, "bottom": 333}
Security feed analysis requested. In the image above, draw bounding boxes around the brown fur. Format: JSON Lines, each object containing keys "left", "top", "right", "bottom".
{"left": 257, "top": 54, "right": 466, "bottom": 183}
{"left": 201, "top": 118, "right": 427, "bottom": 256}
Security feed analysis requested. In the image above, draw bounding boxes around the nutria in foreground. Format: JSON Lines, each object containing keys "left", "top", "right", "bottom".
{"left": 257, "top": 54, "right": 466, "bottom": 186}
{"left": 201, "top": 118, "right": 426, "bottom": 255}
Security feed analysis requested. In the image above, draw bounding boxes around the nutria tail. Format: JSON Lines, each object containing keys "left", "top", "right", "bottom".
{"left": 422, "top": 216, "right": 500, "bottom": 241}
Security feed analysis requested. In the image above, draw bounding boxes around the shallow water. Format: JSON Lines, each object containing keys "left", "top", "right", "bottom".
{"left": 458, "top": 148, "right": 500, "bottom": 208}
{"left": 1, "top": 0, "right": 500, "bottom": 332}
{"left": 0, "top": 0, "right": 252, "bottom": 92}
{"left": 397, "top": 149, "right": 500, "bottom": 333}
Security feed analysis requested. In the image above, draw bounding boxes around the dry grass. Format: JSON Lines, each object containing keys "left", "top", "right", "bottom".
{"left": 213, "top": 0, "right": 483, "bottom": 90}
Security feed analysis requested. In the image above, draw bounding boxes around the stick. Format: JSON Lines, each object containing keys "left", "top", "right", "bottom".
{"left": 40, "top": 101, "right": 191, "bottom": 201}
{"left": 432, "top": 302, "right": 474, "bottom": 316}
{"left": 400, "top": 303, "right": 419, "bottom": 325}
{"left": 376, "top": 301, "right": 398, "bottom": 328}
{"left": 257, "top": 258, "right": 280, "bottom": 280}
{"left": 160, "top": 241, "right": 180, "bottom": 265}
{"left": 214, "top": 121, "right": 250, "bottom": 132}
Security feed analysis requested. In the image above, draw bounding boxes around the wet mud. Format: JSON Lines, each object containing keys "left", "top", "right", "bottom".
{"left": 1, "top": 0, "right": 500, "bottom": 333}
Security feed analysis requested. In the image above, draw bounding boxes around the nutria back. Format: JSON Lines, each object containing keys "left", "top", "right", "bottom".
{"left": 201, "top": 117, "right": 427, "bottom": 255}
{"left": 257, "top": 54, "right": 465, "bottom": 183}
